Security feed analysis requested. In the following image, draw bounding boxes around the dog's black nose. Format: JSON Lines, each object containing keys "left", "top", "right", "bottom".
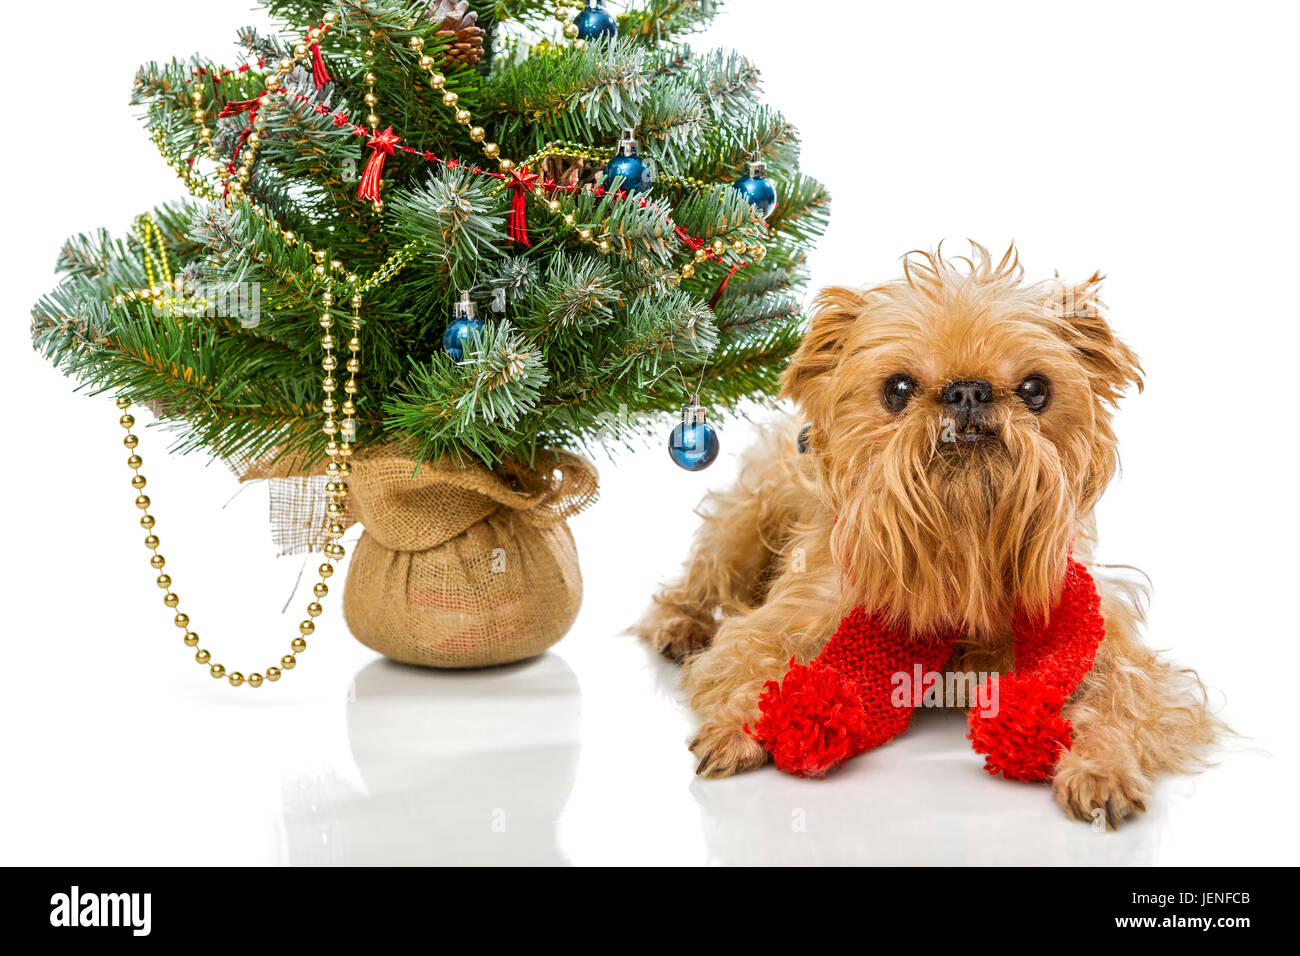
{"left": 941, "top": 379, "right": 993, "bottom": 410}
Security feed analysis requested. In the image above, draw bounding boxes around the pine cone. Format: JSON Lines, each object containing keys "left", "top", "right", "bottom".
{"left": 540, "top": 153, "right": 597, "bottom": 189}
{"left": 422, "top": 0, "right": 485, "bottom": 68}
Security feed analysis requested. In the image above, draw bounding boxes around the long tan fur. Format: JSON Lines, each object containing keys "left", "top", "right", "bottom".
{"left": 635, "top": 242, "right": 1222, "bottom": 827}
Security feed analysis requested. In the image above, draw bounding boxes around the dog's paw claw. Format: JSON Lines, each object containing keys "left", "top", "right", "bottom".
{"left": 638, "top": 609, "right": 714, "bottom": 662}
{"left": 689, "top": 721, "right": 767, "bottom": 778}
{"left": 1053, "top": 757, "right": 1152, "bottom": 829}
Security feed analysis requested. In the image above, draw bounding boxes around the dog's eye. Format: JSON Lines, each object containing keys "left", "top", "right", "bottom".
{"left": 1017, "top": 376, "right": 1051, "bottom": 412}
{"left": 882, "top": 374, "right": 919, "bottom": 413}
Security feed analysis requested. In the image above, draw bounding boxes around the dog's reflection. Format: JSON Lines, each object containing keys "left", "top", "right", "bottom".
{"left": 688, "top": 706, "right": 1170, "bottom": 866}
{"left": 282, "top": 653, "right": 581, "bottom": 865}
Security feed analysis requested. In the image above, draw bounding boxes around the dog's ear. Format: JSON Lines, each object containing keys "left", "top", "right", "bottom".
{"left": 1049, "top": 273, "right": 1144, "bottom": 403}
{"left": 781, "top": 286, "right": 867, "bottom": 406}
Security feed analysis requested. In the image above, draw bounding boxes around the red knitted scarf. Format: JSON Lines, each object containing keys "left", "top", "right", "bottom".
{"left": 747, "top": 558, "right": 1105, "bottom": 781}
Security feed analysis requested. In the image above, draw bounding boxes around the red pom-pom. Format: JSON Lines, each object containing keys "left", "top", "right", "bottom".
{"left": 747, "top": 658, "right": 872, "bottom": 777}
{"left": 967, "top": 673, "right": 1074, "bottom": 781}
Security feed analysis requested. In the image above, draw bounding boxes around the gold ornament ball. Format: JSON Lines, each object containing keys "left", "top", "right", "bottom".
{"left": 711, "top": 238, "right": 727, "bottom": 256}
{"left": 195, "top": 649, "right": 211, "bottom": 664}
{"left": 564, "top": 23, "right": 579, "bottom": 38}
{"left": 498, "top": 158, "right": 514, "bottom": 172}
{"left": 210, "top": 664, "right": 226, "bottom": 679}
{"left": 470, "top": 126, "right": 485, "bottom": 142}
{"left": 408, "top": 36, "right": 424, "bottom": 51}
{"left": 482, "top": 142, "right": 500, "bottom": 159}
{"left": 183, "top": 632, "right": 199, "bottom": 647}
{"left": 247, "top": 673, "right": 263, "bottom": 688}
{"left": 364, "top": 71, "right": 379, "bottom": 85}
{"left": 228, "top": 672, "right": 244, "bottom": 687}
{"left": 266, "top": 666, "right": 282, "bottom": 681}
{"left": 430, "top": 73, "right": 446, "bottom": 90}
{"left": 116, "top": 396, "right": 131, "bottom": 409}
{"left": 419, "top": 54, "right": 435, "bottom": 70}
{"left": 132, "top": 475, "right": 147, "bottom": 490}
{"left": 319, "top": 563, "right": 334, "bottom": 578}
{"left": 119, "top": 413, "right": 135, "bottom": 429}
{"left": 455, "top": 109, "right": 472, "bottom": 125}
{"left": 164, "top": 592, "right": 179, "bottom": 608}
{"left": 563, "top": 213, "right": 576, "bottom": 227}
{"left": 366, "top": 113, "right": 381, "bottom": 128}
{"left": 442, "top": 91, "right": 459, "bottom": 107}
{"left": 281, "top": 655, "right": 296, "bottom": 670}
{"left": 681, "top": 263, "right": 695, "bottom": 278}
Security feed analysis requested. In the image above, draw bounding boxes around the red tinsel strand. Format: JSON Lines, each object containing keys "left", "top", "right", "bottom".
{"left": 218, "top": 97, "right": 261, "bottom": 118}
{"left": 508, "top": 191, "right": 530, "bottom": 246}
{"left": 358, "top": 126, "right": 402, "bottom": 203}
{"left": 505, "top": 167, "right": 539, "bottom": 246}
{"left": 310, "top": 43, "right": 331, "bottom": 90}
{"left": 708, "top": 263, "right": 743, "bottom": 308}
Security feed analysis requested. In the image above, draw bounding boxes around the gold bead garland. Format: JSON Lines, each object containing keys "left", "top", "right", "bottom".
{"left": 122, "top": 14, "right": 361, "bottom": 688}
{"left": 114, "top": 241, "right": 360, "bottom": 688}
{"left": 404, "top": 37, "right": 766, "bottom": 282}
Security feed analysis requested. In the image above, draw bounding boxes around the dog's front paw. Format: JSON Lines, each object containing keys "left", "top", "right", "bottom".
{"left": 689, "top": 720, "right": 768, "bottom": 778}
{"left": 635, "top": 605, "right": 714, "bottom": 663}
{"left": 1052, "top": 755, "right": 1151, "bottom": 829}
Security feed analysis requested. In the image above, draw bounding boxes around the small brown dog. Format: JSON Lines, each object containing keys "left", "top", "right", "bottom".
{"left": 637, "top": 243, "right": 1220, "bottom": 826}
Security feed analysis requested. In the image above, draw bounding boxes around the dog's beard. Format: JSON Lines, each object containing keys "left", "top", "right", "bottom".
{"left": 827, "top": 407, "right": 1076, "bottom": 637}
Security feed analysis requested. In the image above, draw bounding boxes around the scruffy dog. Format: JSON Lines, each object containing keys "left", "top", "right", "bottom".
{"left": 637, "top": 243, "right": 1219, "bottom": 826}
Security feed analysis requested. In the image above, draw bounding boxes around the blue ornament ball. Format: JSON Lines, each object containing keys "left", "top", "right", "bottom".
{"left": 442, "top": 315, "right": 484, "bottom": 360}
{"left": 573, "top": 2, "right": 618, "bottom": 41}
{"left": 604, "top": 152, "right": 652, "bottom": 193}
{"left": 733, "top": 172, "right": 778, "bottom": 218}
{"left": 668, "top": 419, "right": 720, "bottom": 472}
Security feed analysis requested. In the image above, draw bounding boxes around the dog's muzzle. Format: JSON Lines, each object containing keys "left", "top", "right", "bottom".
{"left": 940, "top": 379, "right": 998, "bottom": 445}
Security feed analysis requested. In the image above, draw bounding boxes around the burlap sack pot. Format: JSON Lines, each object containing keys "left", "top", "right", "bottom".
{"left": 339, "top": 447, "right": 598, "bottom": 668}
{"left": 240, "top": 443, "right": 599, "bottom": 669}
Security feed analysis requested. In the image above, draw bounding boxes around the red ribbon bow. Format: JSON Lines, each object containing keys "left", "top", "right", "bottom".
{"left": 358, "top": 126, "right": 402, "bottom": 203}
{"left": 506, "top": 166, "right": 540, "bottom": 246}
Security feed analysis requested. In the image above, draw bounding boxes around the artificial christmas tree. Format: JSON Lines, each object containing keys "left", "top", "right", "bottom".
{"left": 31, "top": 0, "right": 828, "bottom": 682}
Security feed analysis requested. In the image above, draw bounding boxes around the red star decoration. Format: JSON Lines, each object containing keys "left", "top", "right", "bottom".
{"left": 366, "top": 126, "right": 402, "bottom": 156}
{"left": 508, "top": 166, "right": 540, "bottom": 192}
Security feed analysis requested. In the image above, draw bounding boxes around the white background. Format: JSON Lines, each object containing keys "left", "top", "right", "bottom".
{"left": 2, "top": 0, "right": 1297, "bottom": 865}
